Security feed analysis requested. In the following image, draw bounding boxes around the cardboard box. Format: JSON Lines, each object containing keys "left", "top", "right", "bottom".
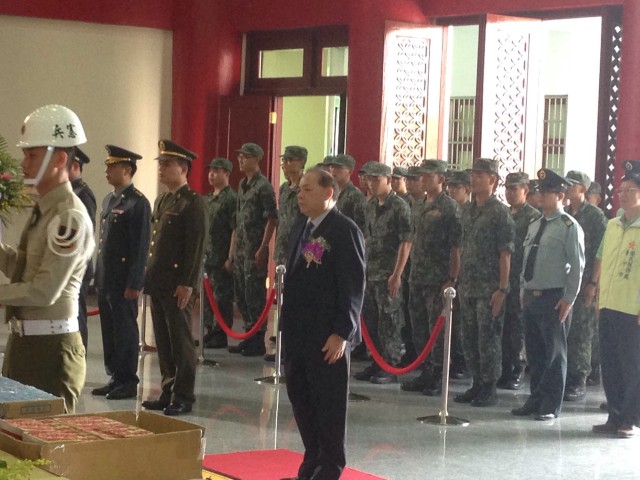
{"left": 0, "top": 411, "right": 205, "bottom": 480}
{"left": 0, "top": 377, "right": 65, "bottom": 419}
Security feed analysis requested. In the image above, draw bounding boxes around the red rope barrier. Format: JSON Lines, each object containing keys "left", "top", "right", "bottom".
{"left": 203, "top": 276, "right": 276, "bottom": 340}
{"left": 87, "top": 308, "right": 99, "bottom": 317}
{"left": 360, "top": 313, "right": 445, "bottom": 376}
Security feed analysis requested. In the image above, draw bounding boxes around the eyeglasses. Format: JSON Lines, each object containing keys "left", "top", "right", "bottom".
{"left": 616, "top": 188, "right": 640, "bottom": 195}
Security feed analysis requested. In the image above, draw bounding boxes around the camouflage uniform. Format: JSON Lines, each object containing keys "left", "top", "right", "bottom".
{"left": 234, "top": 171, "right": 278, "bottom": 333}
{"left": 503, "top": 202, "right": 541, "bottom": 380}
{"left": 409, "top": 192, "right": 462, "bottom": 375}
{"left": 459, "top": 195, "right": 515, "bottom": 385}
{"left": 274, "top": 181, "right": 303, "bottom": 265}
{"left": 336, "top": 181, "right": 366, "bottom": 232}
{"left": 566, "top": 200, "right": 607, "bottom": 389}
{"left": 203, "top": 185, "right": 237, "bottom": 337}
{"left": 362, "top": 191, "right": 412, "bottom": 364}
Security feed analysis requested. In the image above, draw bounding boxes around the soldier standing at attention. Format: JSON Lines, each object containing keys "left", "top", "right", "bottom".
{"left": 69, "top": 147, "right": 96, "bottom": 350}
{"left": 92, "top": 145, "right": 151, "bottom": 400}
{"left": 329, "top": 154, "right": 366, "bottom": 232}
{"left": 354, "top": 163, "right": 412, "bottom": 384}
{"left": 228, "top": 143, "right": 277, "bottom": 357}
{"left": 202, "top": 158, "right": 237, "bottom": 349}
{"left": 454, "top": 158, "right": 515, "bottom": 407}
{"left": 391, "top": 166, "right": 412, "bottom": 204}
{"left": 512, "top": 169, "right": 584, "bottom": 420}
{"left": 446, "top": 170, "right": 471, "bottom": 207}
{"left": 0, "top": 105, "right": 94, "bottom": 413}
{"left": 142, "top": 140, "right": 206, "bottom": 416}
{"left": 401, "top": 160, "right": 461, "bottom": 396}
{"left": 563, "top": 170, "right": 607, "bottom": 401}
{"left": 499, "top": 172, "right": 541, "bottom": 391}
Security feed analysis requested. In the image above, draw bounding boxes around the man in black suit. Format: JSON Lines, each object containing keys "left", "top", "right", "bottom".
{"left": 281, "top": 167, "right": 366, "bottom": 480}
{"left": 92, "top": 145, "right": 151, "bottom": 400}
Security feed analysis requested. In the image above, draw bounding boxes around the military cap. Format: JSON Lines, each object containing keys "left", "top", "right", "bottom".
{"left": 75, "top": 147, "right": 90, "bottom": 165}
{"left": 505, "top": 172, "right": 530, "bottom": 187}
{"left": 208, "top": 157, "right": 233, "bottom": 172}
{"left": 528, "top": 179, "right": 540, "bottom": 193}
{"left": 471, "top": 158, "right": 500, "bottom": 175}
{"left": 359, "top": 161, "right": 377, "bottom": 175}
{"left": 105, "top": 144, "right": 142, "bottom": 166}
{"left": 329, "top": 153, "right": 356, "bottom": 169}
{"left": 586, "top": 180, "right": 601, "bottom": 196}
{"left": 446, "top": 170, "right": 470, "bottom": 186}
{"left": 156, "top": 139, "right": 197, "bottom": 162}
{"left": 236, "top": 142, "right": 264, "bottom": 159}
{"left": 322, "top": 155, "right": 336, "bottom": 165}
{"left": 281, "top": 145, "right": 308, "bottom": 161}
{"left": 406, "top": 165, "right": 426, "bottom": 178}
{"left": 622, "top": 160, "right": 640, "bottom": 184}
{"left": 537, "top": 168, "right": 573, "bottom": 193}
{"left": 421, "top": 159, "right": 448, "bottom": 174}
{"left": 565, "top": 170, "right": 592, "bottom": 189}
{"left": 365, "top": 162, "right": 392, "bottom": 177}
{"left": 391, "top": 166, "right": 409, "bottom": 178}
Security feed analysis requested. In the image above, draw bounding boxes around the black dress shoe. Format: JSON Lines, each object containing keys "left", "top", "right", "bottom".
{"left": 370, "top": 371, "right": 397, "bottom": 385}
{"left": 511, "top": 404, "right": 537, "bottom": 416}
{"left": 422, "top": 378, "right": 442, "bottom": 397}
{"left": 535, "top": 413, "right": 557, "bottom": 421}
{"left": 141, "top": 399, "right": 170, "bottom": 411}
{"left": 401, "top": 373, "right": 430, "bottom": 392}
{"left": 449, "top": 364, "right": 467, "bottom": 380}
{"left": 228, "top": 340, "right": 247, "bottom": 354}
{"left": 471, "top": 383, "right": 497, "bottom": 407}
{"left": 164, "top": 402, "right": 192, "bottom": 416}
{"left": 241, "top": 343, "right": 266, "bottom": 357}
{"left": 204, "top": 334, "right": 228, "bottom": 349}
{"left": 506, "top": 370, "right": 525, "bottom": 390}
{"left": 91, "top": 384, "right": 115, "bottom": 396}
{"left": 454, "top": 383, "right": 481, "bottom": 403}
{"left": 106, "top": 385, "right": 137, "bottom": 400}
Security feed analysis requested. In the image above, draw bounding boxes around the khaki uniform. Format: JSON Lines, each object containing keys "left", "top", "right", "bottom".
{"left": 0, "top": 182, "right": 94, "bottom": 412}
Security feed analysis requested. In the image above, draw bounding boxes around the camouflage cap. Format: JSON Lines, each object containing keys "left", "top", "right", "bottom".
{"left": 406, "top": 165, "right": 426, "bottom": 178}
{"left": 505, "top": 172, "right": 530, "bottom": 187}
{"left": 421, "top": 159, "right": 448, "bottom": 174}
{"left": 565, "top": 170, "right": 592, "bottom": 189}
{"left": 359, "top": 161, "right": 377, "bottom": 175}
{"left": 471, "top": 158, "right": 500, "bottom": 175}
{"left": 322, "top": 155, "right": 336, "bottom": 165}
{"left": 586, "top": 180, "right": 602, "bottom": 195}
{"left": 208, "top": 157, "right": 233, "bottom": 172}
{"left": 391, "top": 166, "right": 409, "bottom": 178}
{"left": 365, "top": 162, "right": 392, "bottom": 177}
{"left": 622, "top": 160, "right": 640, "bottom": 184}
{"left": 281, "top": 145, "right": 308, "bottom": 160}
{"left": 537, "top": 168, "right": 573, "bottom": 193}
{"left": 236, "top": 142, "right": 264, "bottom": 159}
{"left": 329, "top": 153, "right": 356, "bottom": 169}
{"left": 446, "top": 170, "right": 470, "bottom": 186}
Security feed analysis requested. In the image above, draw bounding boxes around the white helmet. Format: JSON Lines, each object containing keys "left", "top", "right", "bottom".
{"left": 16, "top": 104, "right": 87, "bottom": 149}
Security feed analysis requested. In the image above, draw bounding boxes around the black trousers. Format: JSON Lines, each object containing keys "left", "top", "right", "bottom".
{"left": 600, "top": 308, "right": 640, "bottom": 427}
{"left": 285, "top": 350, "right": 349, "bottom": 480}
{"left": 97, "top": 291, "right": 140, "bottom": 387}
{"left": 523, "top": 289, "right": 571, "bottom": 417}
{"left": 77, "top": 263, "right": 92, "bottom": 350}
{"left": 150, "top": 293, "right": 196, "bottom": 405}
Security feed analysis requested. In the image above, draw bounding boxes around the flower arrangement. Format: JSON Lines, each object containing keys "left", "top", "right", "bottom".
{"left": 302, "top": 236, "right": 330, "bottom": 268}
{"left": 0, "top": 134, "right": 31, "bottom": 226}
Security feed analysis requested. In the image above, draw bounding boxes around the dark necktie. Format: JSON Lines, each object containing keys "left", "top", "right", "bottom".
{"left": 523, "top": 217, "right": 548, "bottom": 282}
{"left": 295, "top": 222, "right": 314, "bottom": 260}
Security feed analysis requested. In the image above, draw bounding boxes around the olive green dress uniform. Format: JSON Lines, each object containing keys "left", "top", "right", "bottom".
{"left": 145, "top": 182, "right": 207, "bottom": 407}
{"left": 336, "top": 181, "right": 366, "bottom": 233}
{"left": 274, "top": 181, "right": 303, "bottom": 265}
{"left": 0, "top": 182, "right": 95, "bottom": 412}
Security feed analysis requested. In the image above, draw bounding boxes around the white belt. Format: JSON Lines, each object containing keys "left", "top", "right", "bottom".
{"left": 9, "top": 318, "right": 79, "bottom": 337}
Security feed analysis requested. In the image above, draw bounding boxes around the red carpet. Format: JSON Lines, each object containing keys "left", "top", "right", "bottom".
{"left": 202, "top": 449, "right": 387, "bottom": 480}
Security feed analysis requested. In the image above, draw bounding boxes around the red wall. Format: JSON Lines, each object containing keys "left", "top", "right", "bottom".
{"left": 424, "top": 0, "right": 620, "bottom": 17}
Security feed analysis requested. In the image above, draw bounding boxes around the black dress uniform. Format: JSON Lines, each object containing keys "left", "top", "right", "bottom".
{"left": 144, "top": 140, "right": 206, "bottom": 414}
{"left": 94, "top": 146, "right": 151, "bottom": 399}
{"left": 71, "top": 148, "right": 96, "bottom": 349}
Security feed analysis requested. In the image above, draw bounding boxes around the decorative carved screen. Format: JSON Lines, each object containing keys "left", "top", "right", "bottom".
{"left": 604, "top": 22, "right": 622, "bottom": 216}
{"left": 448, "top": 97, "right": 475, "bottom": 171}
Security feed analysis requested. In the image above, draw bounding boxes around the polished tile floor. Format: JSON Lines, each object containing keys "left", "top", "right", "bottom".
{"left": 1, "top": 309, "right": 639, "bottom": 480}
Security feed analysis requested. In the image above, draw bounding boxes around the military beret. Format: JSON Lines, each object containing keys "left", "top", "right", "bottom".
{"left": 105, "top": 144, "right": 142, "bottom": 166}
{"left": 622, "top": 160, "right": 640, "bottom": 184}
{"left": 446, "top": 170, "right": 470, "bottom": 186}
{"left": 208, "top": 157, "right": 233, "bottom": 172}
{"left": 236, "top": 143, "right": 264, "bottom": 159}
{"left": 75, "top": 147, "right": 90, "bottom": 165}
{"left": 391, "top": 166, "right": 409, "bottom": 178}
{"left": 565, "top": 170, "right": 592, "bottom": 189}
{"left": 586, "top": 180, "right": 602, "bottom": 196}
{"left": 281, "top": 145, "right": 308, "bottom": 161}
{"left": 505, "top": 172, "right": 530, "bottom": 187}
{"left": 406, "top": 165, "right": 426, "bottom": 178}
{"left": 322, "top": 155, "right": 336, "bottom": 165}
{"left": 537, "top": 168, "right": 573, "bottom": 193}
{"left": 329, "top": 153, "right": 356, "bottom": 169}
{"left": 365, "top": 162, "right": 392, "bottom": 177}
{"left": 156, "top": 139, "right": 197, "bottom": 162}
{"left": 471, "top": 158, "right": 500, "bottom": 175}
{"left": 421, "top": 159, "right": 448, "bottom": 174}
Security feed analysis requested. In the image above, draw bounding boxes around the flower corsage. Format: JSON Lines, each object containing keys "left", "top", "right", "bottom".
{"left": 302, "top": 236, "right": 330, "bottom": 268}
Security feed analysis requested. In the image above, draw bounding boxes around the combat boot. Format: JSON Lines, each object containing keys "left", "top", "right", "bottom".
{"left": 586, "top": 367, "right": 601, "bottom": 386}
{"left": 564, "top": 379, "right": 586, "bottom": 401}
{"left": 496, "top": 368, "right": 511, "bottom": 389}
{"left": 470, "top": 382, "right": 497, "bottom": 407}
{"left": 422, "top": 377, "right": 442, "bottom": 397}
{"left": 506, "top": 366, "right": 525, "bottom": 390}
{"left": 354, "top": 362, "right": 380, "bottom": 381}
{"left": 454, "top": 380, "right": 481, "bottom": 403}
{"left": 401, "top": 370, "right": 431, "bottom": 392}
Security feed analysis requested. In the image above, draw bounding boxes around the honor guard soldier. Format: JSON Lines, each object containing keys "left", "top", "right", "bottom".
{"left": 92, "top": 145, "right": 151, "bottom": 400}
{"left": 202, "top": 157, "right": 237, "bottom": 349}
{"left": 69, "top": 147, "right": 96, "bottom": 349}
{"left": 142, "top": 140, "right": 206, "bottom": 416}
{"left": 0, "top": 105, "right": 95, "bottom": 412}
{"left": 512, "top": 169, "right": 584, "bottom": 420}
{"left": 328, "top": 154, "right": 367, "bottom": 232}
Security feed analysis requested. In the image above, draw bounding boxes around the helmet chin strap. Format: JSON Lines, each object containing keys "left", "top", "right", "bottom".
{"left": 24, "top": 146, "right": 54, "bottom": 186}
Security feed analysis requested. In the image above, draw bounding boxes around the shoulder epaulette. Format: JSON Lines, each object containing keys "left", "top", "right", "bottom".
{"left": 561, "top": 214, "right": 574, "bottom": 227}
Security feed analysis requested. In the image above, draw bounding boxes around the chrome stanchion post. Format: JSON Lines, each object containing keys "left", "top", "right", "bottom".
{"left": 139, "top": 293, "right": 148, "bottom": 352}
{"left": 197, "top": 263, "right": 205, "bottom": 364}
{"left": 418, "top": 286, "right": 469, "bottom": 426}
{"left": 255, "top": 264, "right": 286, "bottom": 385}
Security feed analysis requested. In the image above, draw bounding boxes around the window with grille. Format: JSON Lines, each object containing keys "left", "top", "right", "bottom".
{"left": 542, "top": 95, "right": 568, "bottom": 174}
{"left": 448, "top": 97, "right": 475, "bottom": 171}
